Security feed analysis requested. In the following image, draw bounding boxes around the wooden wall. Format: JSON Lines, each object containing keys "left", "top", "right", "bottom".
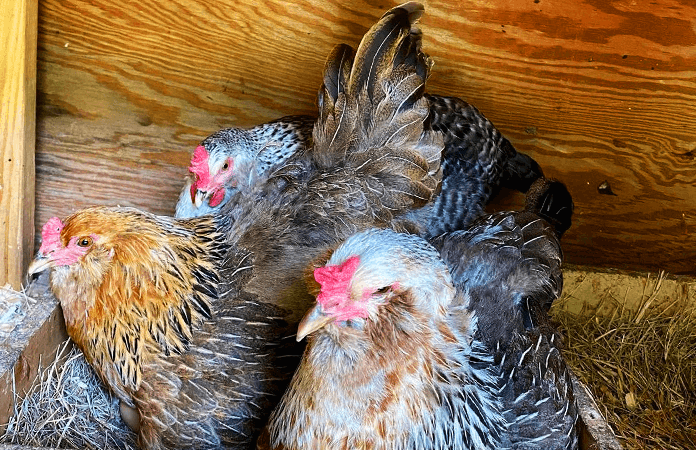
{"left": 34, "top": 0, "right": 696, "bottom": 275}
{"left": 1, "top": 0, "right": 37, "bottom": 289}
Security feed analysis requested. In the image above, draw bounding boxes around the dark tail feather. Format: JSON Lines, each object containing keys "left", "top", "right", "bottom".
{"left": 499, "top": 139, "right": 544, "bottom": 192}
{"left": 405, "top": 94, "right": 544, "bottom": 238}
{"left": 349, "top": 2, "right": 425, "bottom": 97}
{"left": 525, "top": 178, "right": 574, "bottom": 237}
{"left": 317, "top": 44, "right": 354, "bottom": 123}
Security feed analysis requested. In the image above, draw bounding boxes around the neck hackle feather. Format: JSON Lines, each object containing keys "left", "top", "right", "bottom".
{"left": 48, "top": 207, "right": 227, "bottom": 410}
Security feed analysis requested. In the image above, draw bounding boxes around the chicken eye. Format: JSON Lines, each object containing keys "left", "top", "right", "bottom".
{"left": 375, "top": 286, "right": 391, "bottom": 295}
{"left": 77, "top": 237, "right": 93, "bottom": 247}
{"left": 222, "top": 161, "right": 230, "bottom": 171}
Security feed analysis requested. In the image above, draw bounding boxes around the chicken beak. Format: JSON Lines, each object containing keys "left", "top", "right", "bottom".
{"left": 27, "top": 255, "right": 52, "bottom": 275}
{"left": 193, "top": 189, "right": 208, "bottom": 208}
{"left": 296, "top": 304, "right": 334, "bottom": 342}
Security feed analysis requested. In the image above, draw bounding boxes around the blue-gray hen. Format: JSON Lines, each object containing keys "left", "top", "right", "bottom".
{"left": 176, "top": 72, "right": 542, "bottom": 236}
{"left": 175, "top": 115, "right": 314, "bottom": 218}
{"left": 261, "top": 178, "right": 577, "bottom": 449}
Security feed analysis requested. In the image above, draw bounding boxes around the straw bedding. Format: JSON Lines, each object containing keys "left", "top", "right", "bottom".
{"left": 551, "top": 272, "right": 696, "bottom": 450}
{"left": 1, "top": 340, "right": 136, "bottom": 449}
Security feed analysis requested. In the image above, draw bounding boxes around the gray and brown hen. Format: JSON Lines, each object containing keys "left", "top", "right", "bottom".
{"left": 261, "top": 178, "right": 577, "bottom": 450}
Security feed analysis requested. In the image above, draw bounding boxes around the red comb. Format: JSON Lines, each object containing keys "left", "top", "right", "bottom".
{"left": 314, "top": 256, "right": 369, "bottom": 320}
{"left": 39, "top": 217, "right": 65, "bottom": 254}
{"left": 189, "top": 144, "right": 210, "bottom": 176}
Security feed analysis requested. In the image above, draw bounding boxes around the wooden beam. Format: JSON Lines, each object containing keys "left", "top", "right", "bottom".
{"left": 0, "top": 0, "right": 37, "bottom": 289}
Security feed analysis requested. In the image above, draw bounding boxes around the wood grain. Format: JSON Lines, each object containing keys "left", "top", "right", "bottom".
{"left": 1, "top": 0, "right": 37, "bottom": 289}
{"left": 34, "top": 0, "right": 696, "bottom": 275}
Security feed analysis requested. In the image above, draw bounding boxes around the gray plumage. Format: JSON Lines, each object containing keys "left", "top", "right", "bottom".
{"left": 405, "top": 94, "right": 544, "bottom": 238}
{"left": 435, "top": 178, "right": 578, "bottom": 449}
{"left": 263, "top": 179, "right": 577, "bottom": 449}
{"left": 175, "top": 115, "right": 314, "bottom": 218}
{"left": 176, "top": 77, "right": 543, "bottom": 238}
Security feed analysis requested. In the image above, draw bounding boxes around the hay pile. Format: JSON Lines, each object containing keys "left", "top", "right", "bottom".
{"left": 1, "top": 340, "right": 136, "bottom": 449}
{"left": 552, "top": 272, "right": 696, "bottom": 450}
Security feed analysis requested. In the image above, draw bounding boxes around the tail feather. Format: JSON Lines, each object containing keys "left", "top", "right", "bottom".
{"left": 317, "top": 44, "right": 354, "bottom": 126}
{"left": 525, "top": 178, "right": 574, "bottom": 237}
{"left": 349, "top": 2, "right": 425, "bottom": 97}
{"left": 500, "top": 139, "right": 544, "bottom": 193}
{"left": 311, "top": 2, "right": 442, "bottom": 212}
{"left": 403, "top": 94, "right": 544, "bottom": 238}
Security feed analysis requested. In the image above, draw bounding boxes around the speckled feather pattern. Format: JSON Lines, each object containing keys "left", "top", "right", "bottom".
{"left": 436, "top": 179, "right": 578, "bottom": 449}
{"left": 175, "top": 116, "right": 315, "bottom": 218}
{"left": 402, "top": 94, "right": 544, "bottom": 238}
{"left": 263, "top": 179, "right": 577, "bottom": 450}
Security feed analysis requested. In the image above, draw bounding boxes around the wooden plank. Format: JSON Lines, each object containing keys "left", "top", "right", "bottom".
{"left": 33, "top": 0, "right": 696, "bottom": 275}
{"left": 0, "top": 275, "right": 67, "bottom": 435}
{"left": 0, "top": 0, "right": 37, "bottom": 289}
{"left": 571, "top": 373, "right": 623, "bottom": 450}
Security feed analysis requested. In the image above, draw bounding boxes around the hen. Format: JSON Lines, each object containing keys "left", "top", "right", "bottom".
{"left": 176, "top": 87, "right": 542, "bottom": 236}
{"left": 175, "top": 115, "right": 314, "bottom": 218}
{"left": 261, "top": 178, "right": 577, "bottom": 450}
{"left": 27, "top": 3, "right": 441, "bottom": 449}
{"left": 435, "top": 178, "right": 577, "bottom": 449}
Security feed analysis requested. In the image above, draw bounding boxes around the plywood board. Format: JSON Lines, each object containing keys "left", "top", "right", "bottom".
{"left": 33, "top": 0, "right": 696, "bottom": 274}
{"left": 0, "top": 275, "right": 67, "bottom": 435}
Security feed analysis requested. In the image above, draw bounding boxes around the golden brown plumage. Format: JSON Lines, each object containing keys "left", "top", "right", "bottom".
{"left": 31, "top": 209, "right": 228, "bottom": 446}
{"left": 28, "top": 3, "right": 441, "bottom": 448}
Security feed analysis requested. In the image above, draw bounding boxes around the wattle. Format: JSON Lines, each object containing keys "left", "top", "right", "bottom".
{"left": 209, "top": 189, "right": 226, "bottom": 207}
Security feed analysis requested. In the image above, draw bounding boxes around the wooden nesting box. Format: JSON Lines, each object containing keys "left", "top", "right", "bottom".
{"left": 1, "top": 0, "right": 695, "bottom": 448}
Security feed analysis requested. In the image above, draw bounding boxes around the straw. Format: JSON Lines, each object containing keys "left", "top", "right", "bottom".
{"left": 1, "top": 340, "right": 137, "bottom": 449}
{"left": 551, "top": 274, "right": 696, "bottom": 450}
